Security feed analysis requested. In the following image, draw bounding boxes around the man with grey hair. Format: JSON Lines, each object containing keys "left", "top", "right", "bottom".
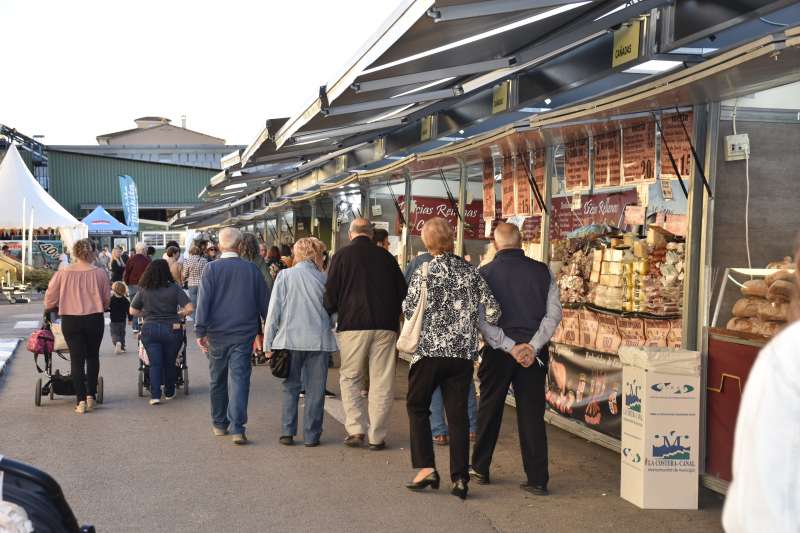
{"left": 195, "top": 227, "right": 269, "bottom": 445}
{"left": 324, "top": 218, "right": 407, "bottom": 450}
{"left": 123, "top": 241, "right": 151, "bottom": 332}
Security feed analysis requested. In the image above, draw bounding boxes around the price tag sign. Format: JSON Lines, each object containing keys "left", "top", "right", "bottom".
{"left": 371, "top": 204, "right": 382, "bottom": 217}
{"left": 660, "top": 178, "right": 673, "bottom": 200}
{"left": 484, "top": 218, "right": 493, "bottom": 238}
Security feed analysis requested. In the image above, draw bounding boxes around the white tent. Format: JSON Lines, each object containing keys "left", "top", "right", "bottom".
{"left": 0, "top": 144, "right": 87, "bottom": 248}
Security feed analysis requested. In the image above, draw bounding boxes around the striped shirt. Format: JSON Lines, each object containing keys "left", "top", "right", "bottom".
{"left": 182, "top": 254, "right": 208, "bottom": 288}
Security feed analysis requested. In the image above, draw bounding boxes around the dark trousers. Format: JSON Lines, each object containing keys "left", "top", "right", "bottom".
{"left": 407, "top": 357, "right": 473, "bottom": 482}
{"left": 141, "top": 322, "right": 182, "bottom": 400}
{"left": 61, "top": 313, "right": 104, "bottom": 404}
{"left": 472, "top": 346, "right": 549, "bottom": 486}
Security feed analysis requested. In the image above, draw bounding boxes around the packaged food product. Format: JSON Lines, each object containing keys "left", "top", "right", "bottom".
{"left": 561, "top": 309, "right": 581, "bottom": 346}
{"left": 667, "top": 318, "right": 682, "bottom": 348}
{"left": 617, "top": 317, "right": 645, "bottom": 347}
{"left": 758, "top": 301, "right": 788, "bottom": 322}
{"left": 644, "top": 318, "right": 670, "bottom": 347}
{"left": 600, "top": 274, "right": 625, "bottom": 287}
{"left": 595, "top": 314, "right": 622, "bottom": 354}
{"left": 732, "top": 297, "right": 763, "bottom": 318}
{"left": 765, "top": 269, "right": 795, "bottom": 287}
{"left": 740, "top": 279, "right": 768, "bottom": 298}
{"left": 767, "top": 280, "right": 796, "bottom": 303}
{"left": 601, "top": 261, "right": 624, "bottom": 275}
{"left": 579, "top": 308, "right": 599, "bottom": 349}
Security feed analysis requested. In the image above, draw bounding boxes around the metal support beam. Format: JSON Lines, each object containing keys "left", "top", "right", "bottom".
{"left": 401, "top": 168, "right": 413, "bottom": 267}
{"left": 353, "top": 58, "right": 515, "bottom": 93}
{"left": 291, "top": 117, "right": 406, "bottom": 144}
{"left": 455, "top": 159, "right": 467, "bottom": 256}
{"left": 427, "top": 0, "right": 580, "bottom": 22}
{"left": 322, "top": 88, "right": 463, "bottom": 117}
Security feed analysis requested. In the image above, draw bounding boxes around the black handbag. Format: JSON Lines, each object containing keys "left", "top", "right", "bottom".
{"left": 269, "top": 349, "right": 291, "bottom": 379}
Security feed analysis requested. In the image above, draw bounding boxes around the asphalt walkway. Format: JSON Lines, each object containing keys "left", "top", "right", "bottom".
{"left": 0, "top": 300, "right": 724, "bottom": 532}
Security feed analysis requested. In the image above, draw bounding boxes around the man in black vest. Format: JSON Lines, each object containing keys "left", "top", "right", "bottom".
{"left": 471, "top": 222, "right": 562, "bottom": 495}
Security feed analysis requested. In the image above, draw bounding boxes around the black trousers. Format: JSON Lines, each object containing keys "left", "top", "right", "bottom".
{"left": 407, "top": 357, "right": 473, "bottom": 482}
{"left": 61, "top": 313, "right": 104, "bottom": 404}
{"left": 472, "top": 346, "right": 548, "bottom": 486}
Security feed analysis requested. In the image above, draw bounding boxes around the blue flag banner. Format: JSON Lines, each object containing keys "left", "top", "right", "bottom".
{"left": 118, "top": 175, "right": 139, "bottom": 232}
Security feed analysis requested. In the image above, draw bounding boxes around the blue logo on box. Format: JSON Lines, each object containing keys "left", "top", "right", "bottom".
{"left": 622, "top": 447, "right": 641, "bottom": 463}
{"left": 651, "top": 382, "right": 694, "bottom": 394}
{"left": 625, "top": 380, "right": 642, "bottom": 412}
{"left": 652, "top": 431, "right": 691, "bottom": 460}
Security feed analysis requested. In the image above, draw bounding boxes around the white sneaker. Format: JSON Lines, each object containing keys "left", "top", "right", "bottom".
{"left": 86, "top": 397, "right": 95, "bottom": 412}
{"left": 114, "top": 342, "right": 123, "bottom": 354}
{"left": 149, "top": 398, "right": 161, "bottom": 406}
{"left": 75, "top": 401, "right": 87, "bottom": 414}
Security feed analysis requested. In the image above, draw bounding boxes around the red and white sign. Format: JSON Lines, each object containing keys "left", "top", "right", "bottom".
{"left": 399, "top": 196, "right": 487, "bottom": 240}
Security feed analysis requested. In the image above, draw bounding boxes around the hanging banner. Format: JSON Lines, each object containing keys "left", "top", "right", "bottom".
{"left": 660, "top": 112, "right": 694, "bottom": 180}
{"left": 118, "top": 175, "right": 140, "bottom": 232}
{"left": 547, "top": 342, "right": 623, "bottom": 439}
{"left": 622, "top": 122, "right": 656, "bottom": 184}
{"left": 501, "top": 156, "right": 516, "bottom": 218}
{"left": 549, "top": 190, "right": 638, "bottom": 241}
{"left": 594, "top": 131, "right": 621, "bottom": 187}
{"left": 399, "top": 196, "right": 487, "bottom": 240}
{"left": 514, "top": 155, "right": 532, "bottom": 217}
{"left": 482, "top": 159, "right": 496, "bottom": 220}
{"left": 565, "top": 139, "right": 590, "bottom": 191}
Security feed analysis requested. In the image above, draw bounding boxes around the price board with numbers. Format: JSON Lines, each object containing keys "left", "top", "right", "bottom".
{"left": 660, "top": 112, "right": 694, "bottom": 180}
{"left": 622, "top": 121, "right": 656, "bottom": 184}
{"left": 501, "top": 156, "right": 516, "bottom": 218}
{"left": 514, "top": 155, "right": 532, "bottom": 217}
{"left": 593, "top": 131, "right": 621, "bottom": 187}
{"left": 482, "top": 159, "right": 496, "bottom": 220}
{"left": 565, "top": 139, "right": 590, "bottom": 191}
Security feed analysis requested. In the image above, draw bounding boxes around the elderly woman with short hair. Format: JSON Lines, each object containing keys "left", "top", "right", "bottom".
{"left": 44, "top": 238, "right": 111, "bottom": 414}
{"left": 402, "top": 217, "right": 501, "bottom": 499}
{"left": 263, "top": 237, "right": 337, "bottom": 447}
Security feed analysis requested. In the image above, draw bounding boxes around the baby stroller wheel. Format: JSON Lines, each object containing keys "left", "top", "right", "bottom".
{"left": 97, "top": 376, "right": 104, "bottom": 404}
{"left": 35, "top": 378, "right": 42, "bottom": 407}
{"left": 137, "top": 369, "right": 144, "bottom": 397}
{"left": 182, "top": 367, "right": 189, "bottom": 395}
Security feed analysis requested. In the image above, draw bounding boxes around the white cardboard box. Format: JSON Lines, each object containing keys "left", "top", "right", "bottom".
{"left": 619, "top": 347, "right": 701, "bottom": 509}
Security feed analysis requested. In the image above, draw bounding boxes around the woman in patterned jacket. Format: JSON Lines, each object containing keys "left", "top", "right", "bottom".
{"left": 402, "top": 217, "right": 501, "bottom": 500}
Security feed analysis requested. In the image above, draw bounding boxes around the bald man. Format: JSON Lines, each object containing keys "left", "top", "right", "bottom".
{"left": 324, "top": 218, "right": 407, "bottom": 449}
{"left": 472, "top": 222, "right": 562, "bottom": 495}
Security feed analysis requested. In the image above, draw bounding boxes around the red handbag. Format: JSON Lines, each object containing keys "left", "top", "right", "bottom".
{"left": 26, "top": 328, "right": 55, "bottom": 355}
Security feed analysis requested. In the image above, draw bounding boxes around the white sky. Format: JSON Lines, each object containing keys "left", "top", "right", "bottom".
{"left": 0, "top": 0, "right": 402, "bottom": 145}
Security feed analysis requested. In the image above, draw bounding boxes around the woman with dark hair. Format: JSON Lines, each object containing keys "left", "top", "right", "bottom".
{"left": 182, "top": 244, "right": 208, "bottom": 319}
{"left": 44, "top": 238, "right": 110, "bottom": 414}
{"left": 130, "top": 259, "right": 193, "bottom": 405}
{"left": 265, "top": 245, "right": 288, "bottom": 290}
{"left": 280, "top": 244, "right": 294, "bottom": 268}
{"left": 165, "top": 246, "right": 183, "bottom": 285}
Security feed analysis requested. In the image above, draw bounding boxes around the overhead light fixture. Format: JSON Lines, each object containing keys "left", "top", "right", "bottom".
{"left": 544, "top": 97, "right": 552, "bottom": 105}
{"left": 624, "top": 60, "right": 683, "bottom": 75}
{"left": 361, "top": 2, "right": 591, "bottom": 75}
{"left": 458, "top": 129, "right": 465, "bottom": 134}
{"left": 519, "top": 107, "right": 551, "bottom": 113}
{"left": 437, "top": 136, "right": 464, "bottom": 142}
{"left": 392, "top": 77, "right": 456, "bottom": 98}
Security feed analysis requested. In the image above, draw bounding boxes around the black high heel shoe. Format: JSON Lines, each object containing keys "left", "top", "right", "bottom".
{"left": 405, "top": 470, "right": 440, "bottom": 491}
{"left": 451, "top": 479, "right": 469, "bottom": 500}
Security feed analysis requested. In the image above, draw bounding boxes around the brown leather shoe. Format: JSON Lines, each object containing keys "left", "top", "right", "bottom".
{"left": 344, "top": 434, "right": 365, "bottom": 447}
{"left": 433, "top": 435, "right": 449, "bottom": 446}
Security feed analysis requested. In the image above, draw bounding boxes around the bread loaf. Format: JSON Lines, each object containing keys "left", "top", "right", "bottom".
{"left": 759, "top": 321, "right": 783, "bottom": 338}
{"left": 767, "top": 280, "right": 796, "bottom": 303}
{"left": 726, "top": 317, "right": 760, "bottom": 334}
{"left": 758, "top": 301, "right": 788, "bottom": 322}
{"left": 740, "top": 279, "right": 768, "bottom": 298}
{"left": 765, "top": 269, "right": 795, "bottom": 287}
{"left": 732, "top": 297, "right": 763, "bottom": 318}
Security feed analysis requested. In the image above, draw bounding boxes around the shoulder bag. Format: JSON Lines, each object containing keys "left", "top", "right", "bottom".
{"left": 396, "top": 262, "right": 429, "bottom": 355}
{"left": 269, "top": 349, "right": 291, "bottom": 379}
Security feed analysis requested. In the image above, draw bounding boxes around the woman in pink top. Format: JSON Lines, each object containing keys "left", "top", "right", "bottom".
{"left": 44, "top": 239, "right": 111, "bottom": 414}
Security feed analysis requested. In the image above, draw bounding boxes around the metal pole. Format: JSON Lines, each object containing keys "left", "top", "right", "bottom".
{"left": 540, "top": 146, "right": 554, "bottom": 264}
{"left": 330, "top": 196, "right": 339, "bottom": 255}
{"left": 697, "top": 102, "right": 721, "bottom": 341}
{"left": 455, "top": 159, "right": 467, "bottom": 257}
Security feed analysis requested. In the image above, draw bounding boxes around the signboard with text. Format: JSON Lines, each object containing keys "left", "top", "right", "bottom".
{"left": 594, "top": 131, "right": 622, "bottom": 187}
{"left": 622, "top": 122, "right": 656, "bottom": 184}
{"left": 565, "top": 140, "right": 591, "bottom": 192}
{"left": 660, "top": 112, "right": 694, "bottom": 180}
{"left": 501, "top": 156, "right": 516, "bottom": 218}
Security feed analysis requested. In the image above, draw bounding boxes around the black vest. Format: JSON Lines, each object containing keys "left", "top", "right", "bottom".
{"left": 479, "top": 249, "right": 551, "bottom": 346}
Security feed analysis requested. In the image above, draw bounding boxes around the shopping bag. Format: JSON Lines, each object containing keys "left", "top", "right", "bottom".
{"left": 49, "top": 323, "right": 68, "bottom": 352}
{"left": 396, "top": 262, "right": 428, "bottom": 355}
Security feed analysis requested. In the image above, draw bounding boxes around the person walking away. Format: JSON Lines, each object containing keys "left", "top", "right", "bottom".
{"left": 110, "top": 247, "right": 125, "bottom": 283}
{"left": 96, "top": 245, "right": 111, "bottom": 274}
{"left": 280, "top": 244, "right": 294, "bottom": 268}
{"left": 264, "top": 246, "right": 288, "bottom": 291}
{"left": 470, "top": 223, "right": 562, "bottom": 496}
{"left": 264, "top": 238, "right": 335, "bottom": 447}
{"left": 723, "top": 248, "right": 800, "bottom": 532}
{"left": 182, "top": 244, "right": 208, "bottom": 320}
{"left": 162, "top": 240, "right": 180, "bottom": 260}
{"left": 123, "top": 242, "right": 151, "bottom": 333}
{"left": 44, "top": 238, "right": 110, "bottom": 414}
{"left": 194, "top": 227, "right": 269, "bottom": 444}
{"left": 240, "top": 233, "right": 270, "bottom": 363}
{"left": 108, "top": 281, "right": 130, "bottom": 353}
{"left": 373, "top": 228, "right": 390, "bottom": 251}
{"left": 130, "top": 260, "right": 193, "bottom": 405}
{"left": 324, "top": 218, "right": 406, "bottom": 450}
{"left": 404, "top": 250, "right": 433, "bottom": 285}
{"left": 165, "top": 246, "right": 184, "bottom": 286}
{"left": 403, "top": 218, "right": 500, "bottom": 499}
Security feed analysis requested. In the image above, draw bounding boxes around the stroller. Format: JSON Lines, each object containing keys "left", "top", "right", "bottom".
{"left": 136, "top": 320, "right": 189, "bottom": 397}
{"left": 0, "top": 455, "right": 94, "bottom": 532}
{"left": 32, "top": 311, "right": 104, "bottom": 407}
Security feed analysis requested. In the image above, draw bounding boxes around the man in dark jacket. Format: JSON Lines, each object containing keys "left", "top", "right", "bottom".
{"left": 324, "top": 218, "right": 407, "bottom": 449}
{"left": 471, "top": 223, "right": 562, "bottom": 496}
{"left": 123, "top": 242, "right": 151, "bottom": 332}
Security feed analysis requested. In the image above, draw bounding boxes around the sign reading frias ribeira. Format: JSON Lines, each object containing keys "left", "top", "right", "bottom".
{"left": 398, "top": 196, "right": 487, "bottom": 240}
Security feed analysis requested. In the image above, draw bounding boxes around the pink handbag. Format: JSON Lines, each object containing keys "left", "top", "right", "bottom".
{"left": 26, "top": 328, "right": 55, "bottom": 355}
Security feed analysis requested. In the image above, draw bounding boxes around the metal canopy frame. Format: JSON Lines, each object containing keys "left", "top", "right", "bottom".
{"left": 427, "top": 0, "right": 582, "bottom": 22}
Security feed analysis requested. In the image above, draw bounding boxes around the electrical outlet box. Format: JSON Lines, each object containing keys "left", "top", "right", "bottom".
{"left": 725, "top": 133, "right": 750, "bottom": 161}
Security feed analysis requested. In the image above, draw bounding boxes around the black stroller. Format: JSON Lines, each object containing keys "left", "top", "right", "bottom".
{"left": 136, "top": 320, "right": 189, "bottom": 397}
{"left": 34, "top": 311, "right": 104, "bottom": 407}
{"left": 0, "top": 455, "right": 94, "bottom": 532}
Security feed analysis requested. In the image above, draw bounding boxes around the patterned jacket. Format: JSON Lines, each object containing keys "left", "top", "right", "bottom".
{"left": 402, "top": 252, "right": 500, "bottom": 365}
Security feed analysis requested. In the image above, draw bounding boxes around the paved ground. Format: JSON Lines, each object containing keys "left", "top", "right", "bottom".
{"left": 0, "top": 299, "right": 725, "bottom": 532}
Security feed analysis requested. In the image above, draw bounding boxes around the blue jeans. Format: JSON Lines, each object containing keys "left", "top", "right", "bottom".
{"left": 188, "top": 286, "right": 199, "bottom": 320}
{"left": 208, "top": 337, "right": 254, "bottom": 435}
{"left": 140, "top": 322, "right": 182, "bottom": 400}
{"left": 430, "top": 381, "right": 478, "bottom": 436}
{"left": 281, "top": 350, "right": 330, "bottom": 444}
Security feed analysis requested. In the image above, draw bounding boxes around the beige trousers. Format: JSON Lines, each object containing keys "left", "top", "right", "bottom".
{"left": 337, "top": 330, "right": 397, "bottom": 445}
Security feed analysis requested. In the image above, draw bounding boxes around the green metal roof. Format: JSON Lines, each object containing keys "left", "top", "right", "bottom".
{"left": 47, "top": 149, "right": 216, "bottom": 217}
